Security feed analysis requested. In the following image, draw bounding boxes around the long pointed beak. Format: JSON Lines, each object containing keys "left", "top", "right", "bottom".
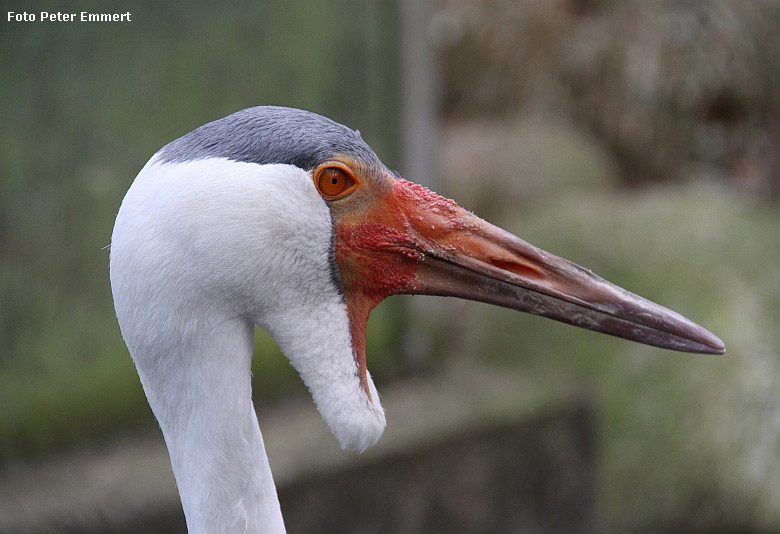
{"left": 389, "top": 179, "right": 724, "bottom": 355}
{"left": 335, "top": 177, "right": 724, "bottom": 400}
{"left": 404, "top": 216, "right": 725, "bottom": 354}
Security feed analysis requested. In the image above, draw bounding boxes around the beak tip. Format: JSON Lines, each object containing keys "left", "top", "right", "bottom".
{"left": 710, "top": 339, "right": 727, "bottom": 355}
{"left": 693, "top": 330, "right": 726, "bottom": 355}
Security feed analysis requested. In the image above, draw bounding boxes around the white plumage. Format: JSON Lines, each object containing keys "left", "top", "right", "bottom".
{"left": 111, "top": 156, "right": 383, "bottom": 531}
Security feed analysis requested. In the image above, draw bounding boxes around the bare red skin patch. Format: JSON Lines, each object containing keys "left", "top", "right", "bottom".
{"left": 336, "top": 223, "right": 420, "bottom": 300}
{"left": 394, "top": 179, "right": 459, "bottom": 215}
{"left": 333, "top": 177, "right": 467, "bottom": 399}
{"left": 337, "top": 224, "right": 418, "bottom": 401}
{"left": 333, "top": 180, "right": 428, "bottom": 400}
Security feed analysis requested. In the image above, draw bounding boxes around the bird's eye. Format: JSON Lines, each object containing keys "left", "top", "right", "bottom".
{"left": 314, "top": 165, "right": 358, "bottom": 199}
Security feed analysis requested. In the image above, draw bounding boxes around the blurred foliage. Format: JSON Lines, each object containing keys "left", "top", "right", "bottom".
{"left": 0, "top": 0, "right": 400, "bottom": 460}
{"left": 438, "top": 0, "right": 780, "bottom": 195}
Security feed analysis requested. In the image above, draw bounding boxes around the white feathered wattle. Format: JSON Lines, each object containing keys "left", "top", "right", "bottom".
{"left": 110, "top": 156, "right": 385, "bottom": 533}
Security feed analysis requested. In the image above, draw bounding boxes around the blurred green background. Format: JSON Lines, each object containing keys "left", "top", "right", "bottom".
{"left": 1, "top": 0, "right": 779, "bottom": 532}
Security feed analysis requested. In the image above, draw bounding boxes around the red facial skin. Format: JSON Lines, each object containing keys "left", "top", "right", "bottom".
{"left": 334, "top": 177, "right": 447, "bottom": 399}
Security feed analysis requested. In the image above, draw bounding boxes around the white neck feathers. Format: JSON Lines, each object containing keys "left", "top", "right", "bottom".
{"left": 110, "top": 157, "right": 385, "bottom": 532}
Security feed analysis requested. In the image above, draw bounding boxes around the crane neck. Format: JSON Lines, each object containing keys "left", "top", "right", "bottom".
{"left": 136, "top": 316, "right": 286, "bottom": 533}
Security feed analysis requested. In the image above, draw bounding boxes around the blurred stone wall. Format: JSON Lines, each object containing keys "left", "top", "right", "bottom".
{"left": 280, "top": 405, "right": 595, "bottom": 534}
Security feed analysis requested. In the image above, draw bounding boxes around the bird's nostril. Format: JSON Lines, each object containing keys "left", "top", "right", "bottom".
{"left": 489, "top": 258, "right": 544, "bottom": 280}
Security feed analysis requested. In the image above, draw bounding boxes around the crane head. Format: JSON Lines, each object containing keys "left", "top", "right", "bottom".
{"left": 113, "top": 106, "right": 724, "bottom": 454}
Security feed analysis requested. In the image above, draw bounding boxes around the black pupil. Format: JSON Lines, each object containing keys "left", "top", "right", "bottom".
{"left": 331, "top": 176, "right": 339, "bottom": 185}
